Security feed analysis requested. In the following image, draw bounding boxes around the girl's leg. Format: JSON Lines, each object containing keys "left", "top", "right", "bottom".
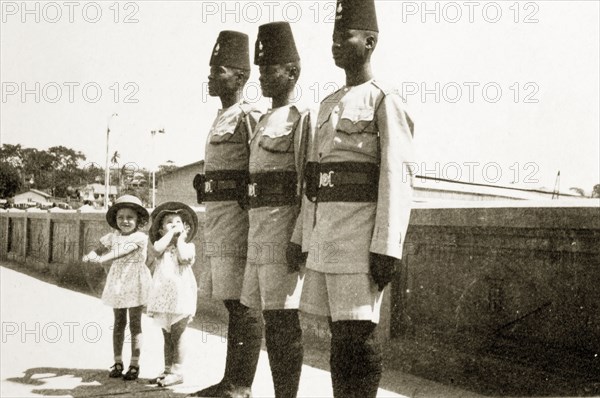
{"left": 169, "top": 316, "right": 190, "bottom": 373}
{"left": 113, "top": 308, "right": 127, "bottom": 364}
{"left": 162, "top": 328, "right": 173, "bottom": 373}
{"left": 127, "top": 306, "right": 143, "bottom": 367}
{"left": 157, "top": 316, "right": 189, "bottom": 387}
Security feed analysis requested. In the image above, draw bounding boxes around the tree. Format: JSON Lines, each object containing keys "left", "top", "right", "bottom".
{"left": 569, "top": 187, "right": 586, "bottom": 197}
{"left": 593, "top": 184, "right": 600, "bottom": 199}
{"left": 48, "top": 146, "right": 86, "bottom": 171}
{"left": 21, "top": 148, "right": 55, "bottom": 191}
{"left": 158, "top": 160, "right": 178, "bottom": 176}
{"left": 0, "top": 162, "right": 22, "bottom": 198}
{"left": 80, "top": 162, "right": 104, "bottom": 185}
{"left": 1, "top": 144, "right": 90, "bottom": 197}
{"left": 0, "top": 144, "right": 23, "bottom": 168}
{"left": 121, "top": 168, "right": 151, "bottom": 206}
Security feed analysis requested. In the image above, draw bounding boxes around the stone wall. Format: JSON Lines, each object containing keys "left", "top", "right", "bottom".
{"left": 2, "top": 200, "right": 599, "bottom": 379}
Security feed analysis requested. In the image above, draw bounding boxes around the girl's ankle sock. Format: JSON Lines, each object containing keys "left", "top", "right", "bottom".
{"left": 130, "top": 357, "right": 139, "bottom": 367}
{"left": 171, "top": 363, "right": 183, "bottom": 375}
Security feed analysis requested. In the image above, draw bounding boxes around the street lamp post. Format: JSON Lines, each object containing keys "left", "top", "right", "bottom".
{"left": 104, "top": 113, "right": 118, "bottom": 210}
{"left": 150, "top": 128, "right": 165, "bottom": 208}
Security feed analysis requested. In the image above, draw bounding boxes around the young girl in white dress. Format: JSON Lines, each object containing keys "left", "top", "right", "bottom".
{"left": 82, "top": 194, "right": 152, "bottom": 381}
{"left": 146, "top": 201, "right": 198, "bottom": 387}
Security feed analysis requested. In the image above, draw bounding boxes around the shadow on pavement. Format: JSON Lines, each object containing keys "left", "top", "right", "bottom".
{"left": 7, "top": 367, "right": 189, "bottom": 397}
{"left": 7, "top": 262, "right": 600, "bottom": 397}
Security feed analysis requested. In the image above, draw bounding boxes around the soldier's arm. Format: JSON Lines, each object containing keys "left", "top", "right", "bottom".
{"left": 370, "top": 92, "right": 415, "bottom": 260}
{"left": 290, "top": 110, "right": 314, "bottom": 248}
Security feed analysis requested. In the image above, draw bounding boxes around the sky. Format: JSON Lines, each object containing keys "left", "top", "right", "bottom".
{"left": 1, "top": 0, "right": 599, "bottom": 193}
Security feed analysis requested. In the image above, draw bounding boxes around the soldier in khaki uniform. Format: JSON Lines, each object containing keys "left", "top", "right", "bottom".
{"left": 191, "top": 31, "right": 262, "bottom": 398}
{"left": 239, "top": 22, "right": 311, "bottom": 398}
{"left": 287, "top": 1, "right": 415, "bottom": 397}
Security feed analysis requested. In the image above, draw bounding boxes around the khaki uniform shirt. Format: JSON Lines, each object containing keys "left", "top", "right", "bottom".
{"left": 204, "top": 102, "right": 260, "bottom": 261}
{"left": 292, "top": 80, "right": 415, "bottom": 274}
{"left": 247, "top": 104, "right": 312, "bottom": 266}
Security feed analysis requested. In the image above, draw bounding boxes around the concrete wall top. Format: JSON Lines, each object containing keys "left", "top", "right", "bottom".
{"left": 411, "top": 199, "right": 600, "bottom": 229}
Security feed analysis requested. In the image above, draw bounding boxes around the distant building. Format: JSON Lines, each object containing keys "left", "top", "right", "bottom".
{"left": 13, "top": 189, "right": 51, "bottom": 207}
{"left": 155, "top": 161, "right": 204, "bottom": 207}
{"left": 79, "top": 184, "right": 118, "bottom": 204}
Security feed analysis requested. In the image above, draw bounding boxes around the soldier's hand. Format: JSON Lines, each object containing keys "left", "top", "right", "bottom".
{"left": 369, "top": 252, "right": 397, "bottom": 292}
{"left": 286, "top": 242, "right": 307, "bottom": 273}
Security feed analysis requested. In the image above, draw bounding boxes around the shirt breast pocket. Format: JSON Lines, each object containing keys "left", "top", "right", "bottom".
{"left": 259, "top": 125, "right": 294, "bottom": 153}
{"left": 334, "top": 107, "right": 378, "bottom": 159}
{"left": 209, "top": 124, "right": 244, "bottom": 145}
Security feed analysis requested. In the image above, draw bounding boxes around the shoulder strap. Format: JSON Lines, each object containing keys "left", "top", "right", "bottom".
{"left": 238, "top": 101, "right": 253, "bottom": 115}
{"left": 321, "top": 87, "right": 344, "bottom": 105}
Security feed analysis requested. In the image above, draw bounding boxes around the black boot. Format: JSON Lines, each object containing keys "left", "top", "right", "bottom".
{"left": 330, "top": 320, "right": 382, "bottom": 398}
{"left": 188, "top": 300, "right": 262, "bottom": 398}
{"left": 263, "top": 309, "right": 304, "bottom": 398}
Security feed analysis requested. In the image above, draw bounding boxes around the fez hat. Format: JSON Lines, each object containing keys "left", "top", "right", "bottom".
{"left": 254, "top": 21, "right": 300, "bottom": 66}
{"left": 106, "top": 195, "right": 149, "bottom": 230}
{"left": 334, "top": 0, "right": 379, "bottom": 32}
{"left": 210, "top": 30, "right": 250, "bottom": 71}
{"left": 149, "top": 201, "right": 198, "bottom": 244}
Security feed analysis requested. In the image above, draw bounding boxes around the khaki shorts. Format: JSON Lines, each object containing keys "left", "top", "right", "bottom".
{"left": 240, "top": 262, "right": 304, "bottom": 311}
{"left": 197, "top": 256, "right": 246, "bottom": 301}
{"left": 300, "top": 269, "right": 383, "bottom": 323}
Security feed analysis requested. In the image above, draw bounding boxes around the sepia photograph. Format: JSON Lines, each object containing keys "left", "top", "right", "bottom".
{"left": 1, "top": 1, "right": 599, "bottom": 397}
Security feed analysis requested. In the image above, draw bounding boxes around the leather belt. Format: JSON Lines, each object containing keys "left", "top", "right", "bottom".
{"left": 248, "top": 171, "right": 298, "bottom": 208}
{"left": 193, "top": 170, "right": 248, "bottom": 203}
{"left": 305, "top": 162, "right": 379, "bottom": 203}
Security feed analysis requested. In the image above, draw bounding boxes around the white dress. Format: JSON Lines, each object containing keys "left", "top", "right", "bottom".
{"left": 147, "top": 245, "right": 197, "bottom": 330}
{"left": 100, "top": 231, "right": 152, "bottom": 309}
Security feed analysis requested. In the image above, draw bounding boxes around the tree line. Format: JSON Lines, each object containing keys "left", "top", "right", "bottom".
{"left": 0, "top": 144, "right": 178, "bottom": 203}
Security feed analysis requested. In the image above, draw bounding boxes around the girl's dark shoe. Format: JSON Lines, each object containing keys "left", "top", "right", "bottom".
{"left": 123, "top": 365, "right": 139, "bottom": 381}
{"left": 109, "top": 362, "right": 124, "bottom": 378}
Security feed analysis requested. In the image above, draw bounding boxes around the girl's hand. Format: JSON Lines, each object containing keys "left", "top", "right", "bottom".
{"left": 81, "top": 251, "right": 100, "bottom": 264}
{"left": 88, "top": 254, "right": 103, "bottom": 264}
{"left": 164, "top": 224, "right": 183, "bottom": 239}
{"left": 173, "top": 223, "right": 185, "bottom": 234}
{"left": 178, "top": 228, "right": 188, "bottom": 242}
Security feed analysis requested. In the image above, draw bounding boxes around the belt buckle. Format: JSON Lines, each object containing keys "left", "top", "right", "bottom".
{"left": 204, "top": 180, "right": 214, "bottom": 193}
{"left": 248, "top": 183, "right": 258, "bottom": 197}
{"left": 319, "top": 170, "right": 335, "bottom": 188}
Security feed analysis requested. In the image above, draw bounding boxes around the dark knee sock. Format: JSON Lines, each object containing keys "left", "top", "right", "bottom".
{"left": 128, "top": 306, "right": 143, "bottom": 366}
{"left": 330, "top": 320, "right": 381, "bottom": 398}
{"left": 224, "top": 300, "right": 262, "bottom": 388}
{"left": 113, "top": 309, "right": 127, "bottom": 362}
{"left": 263, "top": 309, "right": 303, "bottom": 398}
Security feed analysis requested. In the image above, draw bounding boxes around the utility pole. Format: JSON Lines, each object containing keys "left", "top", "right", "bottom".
{"left": 104, "top": 113, "right": 118, "bottom": 210}
{"left": 150, "top": 128, "right": 165, "bottom": 208}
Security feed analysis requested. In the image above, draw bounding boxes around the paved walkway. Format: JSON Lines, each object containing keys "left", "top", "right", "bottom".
{"left": 0, "top": 263, "right": 486, "bottom": 397}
